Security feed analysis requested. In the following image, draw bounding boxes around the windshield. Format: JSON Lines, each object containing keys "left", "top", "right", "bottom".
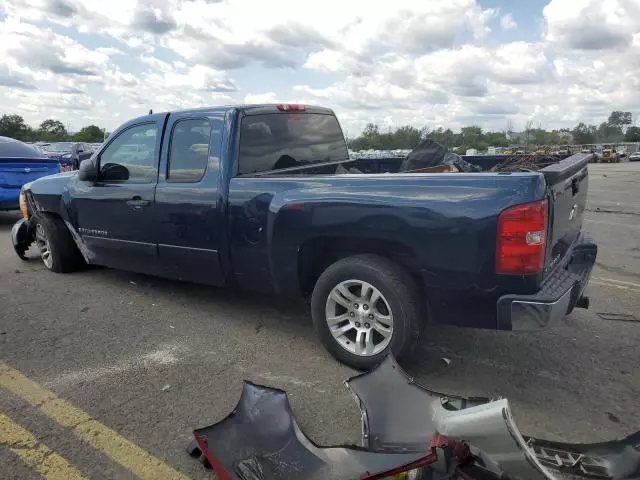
{"left": 43, "top": 142, "right": 75, "bottom": 153}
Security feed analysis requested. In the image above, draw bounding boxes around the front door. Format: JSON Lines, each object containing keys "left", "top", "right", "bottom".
{"left": 68, "top": 120, "right": 164, "bottom": 275}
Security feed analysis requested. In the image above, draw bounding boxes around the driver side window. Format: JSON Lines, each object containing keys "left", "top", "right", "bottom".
{"left": 99, "top": 123, "right": 158, "bottom": 183}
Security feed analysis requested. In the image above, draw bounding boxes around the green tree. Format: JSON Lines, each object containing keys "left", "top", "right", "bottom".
{"left": 624, "top": 126, "right": 640, "bottom": 142}
{"left": 607, "top": 111, "right": 632, "bottom": 132}
{"left": 38, "top": 119, "right": 68, "bottom": 141}
{"left": 571, "top": 122, "right": 597, "bottom": 144}
{"left": 460, "top": 126, "right": 483, "bottom": 150}
{"left": 0, "top": 114, "right": 32, "bottom": 140}
{"left": 426, "top": 127, "right": 456, "bottom": 148}
{"left": 484, "top": 131, "right": 509, "bottom": 147}
{"left": 392, "top": 125, "right": 424, "bottom": 149}
{"left": 597, "top": 121, "right": 622, "bottom": 143}
{"left": 74, "top": 125, "right": 104, "bottom": 142}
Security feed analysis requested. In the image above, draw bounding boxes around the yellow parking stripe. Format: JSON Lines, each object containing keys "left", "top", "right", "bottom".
{"left": 0, "top": 413, "right": 86, "bottom": 480}
{"left": 593, "top": 276, "right": 640, "bottom": 288}
{"left": 0, "top": 363, "right": 189, "bottom": 480}
{"left": 591, "top": 277, "right": 640, "bottom": 293}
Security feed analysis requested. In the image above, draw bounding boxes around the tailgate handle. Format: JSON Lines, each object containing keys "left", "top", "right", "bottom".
{"left": 571, "top": 178, "right": 579, "bottom": 196}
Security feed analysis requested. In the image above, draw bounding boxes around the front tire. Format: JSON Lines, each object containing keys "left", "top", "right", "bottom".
{"left": 311, "top": 254, "right": 423, "bottom": 370}
{"left": 34, "top": 214, "right": 84, "bottom": 273}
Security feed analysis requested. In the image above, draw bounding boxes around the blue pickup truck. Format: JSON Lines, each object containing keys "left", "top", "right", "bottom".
{"left": 11, "top": 104, "right": 596, "bottom": 369}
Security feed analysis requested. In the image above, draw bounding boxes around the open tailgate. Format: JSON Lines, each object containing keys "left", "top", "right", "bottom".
{"left": 540, "top": 153, "right": 592, "bottom": 277}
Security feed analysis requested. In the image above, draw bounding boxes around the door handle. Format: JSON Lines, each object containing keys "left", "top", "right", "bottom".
{"left": 126, "top": 196, "right": 150, "bottom": 209}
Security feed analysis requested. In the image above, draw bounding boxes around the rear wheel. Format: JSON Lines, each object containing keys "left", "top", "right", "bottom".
{"left": 311, "top": 254, "right": 423, "bottom": 370}
{"left": 34, "top": 214, "right": 84, "bottom": 273}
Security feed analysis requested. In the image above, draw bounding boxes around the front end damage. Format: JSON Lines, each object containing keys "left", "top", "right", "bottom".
{"left": 188, "top": 356, "right": 639, "bottom": 480}
{"left": 11, "top": 217, "right": 35, "bottom": 260}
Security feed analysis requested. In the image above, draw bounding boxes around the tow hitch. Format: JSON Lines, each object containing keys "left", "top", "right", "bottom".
{"left": 576, "top": 296, "right": 590, "bottom": 309}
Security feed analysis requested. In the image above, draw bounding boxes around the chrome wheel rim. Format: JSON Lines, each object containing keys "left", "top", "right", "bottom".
{"left": 35, "top": 223, "right": 52, "bottom": 269}
{"left": 325, "top": 279, "right": 394, "bottom": 356}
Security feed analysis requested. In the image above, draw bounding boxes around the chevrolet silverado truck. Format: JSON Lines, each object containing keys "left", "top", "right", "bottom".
{"left": 11, "top": 105, "right": 597, "bottom": 369}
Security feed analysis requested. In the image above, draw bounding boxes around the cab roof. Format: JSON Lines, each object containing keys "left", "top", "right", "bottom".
{"left": 136, "top": 104, "right": 333, "bottom": 120}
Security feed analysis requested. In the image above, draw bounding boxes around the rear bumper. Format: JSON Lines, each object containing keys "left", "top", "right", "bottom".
{"left": 497, "top": 233, "right": 597, "bottom": 331}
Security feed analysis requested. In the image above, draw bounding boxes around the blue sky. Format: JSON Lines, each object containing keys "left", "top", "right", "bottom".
{"left": 0, "top": 0, "right": 638, "bottom": 134}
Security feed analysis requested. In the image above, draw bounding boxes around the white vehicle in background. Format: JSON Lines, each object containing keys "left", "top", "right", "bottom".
{"left": 111, "top": 143, "right": 150, "bottom": 162}
{"left": 629, "top": 151, "right": 640, "bottom": 162}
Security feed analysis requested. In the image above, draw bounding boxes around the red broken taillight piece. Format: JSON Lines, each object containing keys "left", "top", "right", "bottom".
{"left": 496, "top": 199, "right": 548, "bottom": 275}
{"left": 276, "top": 104, "right": 306, "bottom": 111}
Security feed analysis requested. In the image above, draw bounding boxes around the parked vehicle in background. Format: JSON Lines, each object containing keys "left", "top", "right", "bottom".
{"left": 0, "top": 136, "right": 60, "bottom": 211}
{"left": 41, "top": 142, "right": 93, "bottom": 170}
{"left": 11, "top": 104, "right": 596, "bottom": 369}
{"left": 89, "top": 143, "right": 103, "bottom": 152}
{"left": 600, "top": 148, "right": 620, "bottom": 163}
{"left": 629, "top": 152, "right": 640, "bottom": 162}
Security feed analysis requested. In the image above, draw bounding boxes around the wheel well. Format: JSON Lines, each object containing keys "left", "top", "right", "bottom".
{"left": 298, "top": 237, "right": 420, "bottom": 297}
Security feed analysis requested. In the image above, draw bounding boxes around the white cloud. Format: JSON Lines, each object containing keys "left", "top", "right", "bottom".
{"left": 543, "top": 0, "right": 640, "bottom": 50}
{"left": 500, "top": 13, "right": 518, "bottom": 30}
{"left": 0, "top": 0, "right": 639, "bottom": 134}
{"left": 244, "top": 92, "right": 279, "bottom": 104}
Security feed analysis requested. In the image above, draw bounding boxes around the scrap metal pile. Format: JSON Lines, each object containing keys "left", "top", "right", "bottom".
{"left": 489, "top": 156, "right": 559, "bottom": 173}
{"left": 187, "top": 356, "right": 639, "bottom": 480}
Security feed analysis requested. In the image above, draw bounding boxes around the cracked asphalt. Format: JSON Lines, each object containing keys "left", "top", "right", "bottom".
{"left": 1, "top": 162, "right": 639, "bottom": 479}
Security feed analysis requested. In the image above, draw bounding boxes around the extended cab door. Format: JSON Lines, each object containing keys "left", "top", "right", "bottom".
{"left": 154, "top": 112, "right": 227, "bottom": 286}
{"left": 69, "top": 118, "right": 165, "bottom": 274}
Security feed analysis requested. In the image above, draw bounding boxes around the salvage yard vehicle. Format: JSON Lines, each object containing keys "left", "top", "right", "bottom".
{"left": 0, "top": 136, "right": 60, "bottom": 211}
{"left": 11, "top": 104, "right": 597, "bottom": 369}
{"left": 600, "top": 147, "right": 620, "bottom": 163}
{"left": 41, "top": 142, "right": 93, "bottom": 171}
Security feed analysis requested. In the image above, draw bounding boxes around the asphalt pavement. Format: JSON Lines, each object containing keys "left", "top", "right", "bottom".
{"left": 1, "top": 162, "right": 639, "bottom": 479}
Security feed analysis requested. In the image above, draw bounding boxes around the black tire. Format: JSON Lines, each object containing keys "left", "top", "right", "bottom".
{"left": 33, "top": 213, "right": 84, "bottom": 273}
{"left": 311, "top": 254, "right": 424, "bottom": 370}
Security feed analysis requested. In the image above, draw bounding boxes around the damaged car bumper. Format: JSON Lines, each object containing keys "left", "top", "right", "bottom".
{"left": 11, "top": 217, "right": 34, "bottom": 260}
{"left": 497, "top": 233, "right": 597, "bottom": 331}
{"left": 189, "top": 354, "right": 639, "bottom": 480}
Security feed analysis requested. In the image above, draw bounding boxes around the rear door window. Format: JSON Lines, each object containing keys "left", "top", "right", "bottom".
{"left": 238, "top": 113, "right": 348, "bottom": 175}
{"left": 168, "top": 118, "right": 212, "bottom": 182}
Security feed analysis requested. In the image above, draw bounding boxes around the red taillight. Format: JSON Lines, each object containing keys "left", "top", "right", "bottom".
{"left": 496, "top": 200, "right": 548, "bottom": 274}
{"left": 276, "top": 104, "right": 305, "bottom": 111}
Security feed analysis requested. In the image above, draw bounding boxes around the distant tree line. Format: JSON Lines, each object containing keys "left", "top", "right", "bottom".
{"left": 348, "top": 111, "right": 640, "bottom": 151}
{"left": 0, "top": 114, "right": 106, "bottom": 143}
{"left": 3, "top": 110, "right": 640, "bottom": 150}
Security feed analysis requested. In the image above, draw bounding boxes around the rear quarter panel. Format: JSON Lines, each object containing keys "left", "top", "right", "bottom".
{"left": 227, "top": 173, "right": 546, "bottom": 296}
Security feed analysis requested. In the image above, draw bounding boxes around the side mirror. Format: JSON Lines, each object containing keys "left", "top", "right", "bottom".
{"left": 78, "top": 156, "right": 98, "bottom": 182}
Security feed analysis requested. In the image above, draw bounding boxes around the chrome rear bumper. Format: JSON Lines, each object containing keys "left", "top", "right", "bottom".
{"left": 497, "top": 233, "right": 597, "bottom": 331}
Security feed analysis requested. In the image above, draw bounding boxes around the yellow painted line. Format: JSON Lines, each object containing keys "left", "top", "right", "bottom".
{"left": 0, "top": 413, "right": 86, "bottom": 480}
{"left": 593, "top": 276, "right": 640, "bottom": 288}
{"left": 0, "top": 363, "right": 189, "bottom": 480}
{"left": 590, "top": 280, "right": 640, "bottom": 293}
